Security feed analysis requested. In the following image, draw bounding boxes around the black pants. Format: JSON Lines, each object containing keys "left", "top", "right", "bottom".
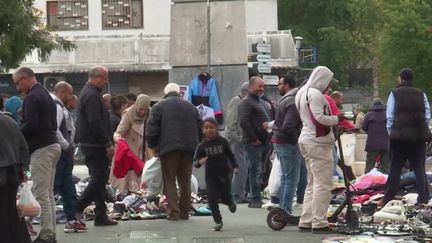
{"left": 54, "top": 152, "right": 77, "bottom": 221}
{"left": 76, "top": 147, "right": 110, "bottom": 221}
{"left": 206, "top": 170, "right": 234, "bottom": 224}
{"left": 383, "top": 140, "right": 430, "bottom": 204}
{"left": 0, "top": 166, "right": 31, "bottom": 243}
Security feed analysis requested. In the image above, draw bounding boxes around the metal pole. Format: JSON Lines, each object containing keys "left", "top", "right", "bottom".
{"left": 207, "top": 0, "right": 211, "bottom": 71}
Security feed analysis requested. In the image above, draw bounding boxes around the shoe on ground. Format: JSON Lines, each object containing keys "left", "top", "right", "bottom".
{"left": 94, "top": 217, "right": 118, "bottom": 226}
{"left": 261, "top": 202, "right": 278, "bottom": 209}
{"left": 312, "top": 227, "right": 330, "bottom": 234}
{"left": 64, "top": 220, "right": 87, "bottom": 233}
{"left": 213, "top": 222, "right": 223, "bottom": 231}
{"left": 33, "top": 237, "right": 54, "bottom": 243}
{"left": 166, "top": 215, "right": 179, "bottom": 221}
{"left": 298, "top": 226, "right": 312, "bottom": 232}
{"left": 228, "top": 202, "right": 237, "bottom": 213}
{"left": 248, "top": 202, "right": 263, "bottom": 208}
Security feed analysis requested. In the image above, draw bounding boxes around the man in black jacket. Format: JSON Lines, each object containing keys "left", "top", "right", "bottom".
{"left": 14, "top": 67, "right": 61, "bottom": 243}
{"left": 378, "top": 68, "right": 431, "bottom": 207}
{"left": 271, "top": 74, "right": 307, "bottom": 214}
{"left": 146, "top": 83, "right": 200, "bottom": 220}
{"left": 75, "top": 65, "right": 117, "bottom": 226}
{"left": 239, "top": 76, "right": 273, "bottom": 208}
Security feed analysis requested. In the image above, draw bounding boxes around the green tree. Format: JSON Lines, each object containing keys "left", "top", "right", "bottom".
{"left": 377, "top": 0, "right": 432, "bottom": 99}
{"left": 0, "top": 0, "right": 75, "bottom": 72}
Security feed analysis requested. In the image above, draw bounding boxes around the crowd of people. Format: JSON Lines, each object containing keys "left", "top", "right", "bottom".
{"left": 0, "top": 64, "right": 431, "bottom": 242}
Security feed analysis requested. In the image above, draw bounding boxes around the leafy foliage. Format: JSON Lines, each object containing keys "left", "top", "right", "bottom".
{"left": 0, "top": 0, "right": 75, "bottom": 72}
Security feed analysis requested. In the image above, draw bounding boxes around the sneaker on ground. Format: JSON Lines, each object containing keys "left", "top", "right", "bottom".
{"left": 261, "top": 202, "right": 278, "bottom": 209}
{"left": 64, "top": 220, "right": 87, "bottom": 233}
{"left": 213, "top": 222, "right": 223, "bottom": 231}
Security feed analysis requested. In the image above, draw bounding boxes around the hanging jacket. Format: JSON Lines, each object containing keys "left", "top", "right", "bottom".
{"left": 188, "top": 76, "right": 222, "bottom": 116}
{"left": 113, "top": 139, "right": 144, "bottom": 178}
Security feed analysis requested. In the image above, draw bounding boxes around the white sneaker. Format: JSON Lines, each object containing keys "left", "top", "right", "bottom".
{"left": 261, "top": 202, "right": 278, "bottom": 209}
{"left": 292, "top": 202, "right": 303, "bottom": 211}
{"left": 373, "top": 200, "right": 406, "bottom": 223}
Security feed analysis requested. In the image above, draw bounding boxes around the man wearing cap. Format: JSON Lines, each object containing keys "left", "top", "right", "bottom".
{"left": 224, "top": 82, "right": 250, "bottom": 203}
{"left": 378, "top": 68, "right": 431, "bottom": 207}
{"left": 146, "top": 83, "right": 200, "bottom": 220}
{"left": 295, "top": 66, "right": 344, "bottom": 233}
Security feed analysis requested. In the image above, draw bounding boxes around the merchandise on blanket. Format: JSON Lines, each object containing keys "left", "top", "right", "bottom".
{"left": 402, "top": 193, "right": 419, "bottom": 206}
{"left": 190, "top": 206, "right": 212, "bottom": 216}
{"left": 417, "top": 207, "right": 432, "bottom": 225}
{"left": 400, "top": 171, "right": 432, "bottom": 191}
{"left": 352, "top": 169, "right": 387, "bottom": 191}
{"left": 322, "top": 235, "right": 412, "bottom": 243}
{"left": 373, "top": 200, "right": 406, "bottom": 223}
{"left": 17, "top": 181, "right": 41, "bottom": 217}
{"left": 376, "top": 222, "right": 412, "bottom": 236}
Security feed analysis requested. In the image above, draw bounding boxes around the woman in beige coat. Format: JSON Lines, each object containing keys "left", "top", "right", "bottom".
{"left": 109, "top": 94, "right": 151, "bottom": 194}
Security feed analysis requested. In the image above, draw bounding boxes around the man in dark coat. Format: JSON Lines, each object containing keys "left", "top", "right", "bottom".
{"left": 378, "top": 68, "right": 431, "bottom": 207}
{"left": 146, "top": 83, "right": 200, "bottom": 220}
{"left": 75, "top": 65, "right": 117, "bottom": 226}
{"left": 0, "top": 113, "right": 31, "bottom": 243}
{"left": 239, "top": 76, "right": 273, "bottom": 208}
{"left": 362, "top": 98, "right": 390, "bottom": 174}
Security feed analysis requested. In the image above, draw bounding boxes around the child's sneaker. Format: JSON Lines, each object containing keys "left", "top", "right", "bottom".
{"left": 213, "top": 222, "right": 223, "bottom": 231}
{"left": 228, "top": 202, "right": 237, "bottom": 213}
{"left": 64, "top": 220, "right": 87, "bottom": 233}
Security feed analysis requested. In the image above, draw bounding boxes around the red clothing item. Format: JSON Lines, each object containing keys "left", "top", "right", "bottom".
{"left": 113, "top": 139, "right": 144, "bottom": 178}
{"left": 325, "top": 95, "right": 355, "bottom": 130}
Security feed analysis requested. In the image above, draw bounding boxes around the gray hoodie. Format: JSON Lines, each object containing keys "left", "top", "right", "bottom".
{"left": 295, "top": 66, "right": 339, "bottom": 146}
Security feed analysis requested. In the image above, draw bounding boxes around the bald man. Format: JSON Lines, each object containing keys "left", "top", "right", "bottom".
{"left": 75, "top": 66, "right": 117, "bottom": 226}
{"left": 13, "top": 67, "right": 61, "bottom": 243}
{"left": 238, "top": 76, "right": 274, "bottom": 208}
{"left": 52, "top": 82, "right": 87, "bottom": 233}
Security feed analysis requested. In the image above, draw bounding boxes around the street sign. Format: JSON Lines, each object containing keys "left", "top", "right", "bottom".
{"left": 249, "top": 54, "right": 271, "bottom": 63}
{"left": 253, "top": 63, "right": 271, "bottom": 74}
{"left": 252, "top": 43, "right": 271, "bottom": 53}
{"left": 263, "top": 75, "right": 279, "bottom": 86}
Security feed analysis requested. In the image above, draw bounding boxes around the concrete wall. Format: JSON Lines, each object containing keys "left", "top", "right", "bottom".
{"left": 245, "top": 0, "right": 278, "bottom": 32}
{"left": 33, "top": 0, "right": 171, "bottom": 37}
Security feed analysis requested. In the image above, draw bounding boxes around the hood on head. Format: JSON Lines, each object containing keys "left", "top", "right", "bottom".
{"left": 307, "top": 66, "right": 335, "bottom": 93}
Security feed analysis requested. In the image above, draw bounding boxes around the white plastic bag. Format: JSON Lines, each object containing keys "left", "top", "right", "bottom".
{"left": 267, "top": 155, "right": 282, "bottom": 197}
{"left": 141, "top": 157, "right": 163, "bottom": 198}
{"left": 17, "top": 181, "right": 41, "bottom": 217}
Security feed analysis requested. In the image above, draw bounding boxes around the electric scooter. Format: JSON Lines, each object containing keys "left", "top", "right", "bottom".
{"left": 266, "top": 127, "right": 360, "bottom": 231}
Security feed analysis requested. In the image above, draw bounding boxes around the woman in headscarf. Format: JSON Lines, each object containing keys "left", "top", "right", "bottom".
{"left": 109, "top": 94, "right": 152, "bottom": 194}
{"left": 5, "top": 96, "right": 23, "bottom": 126}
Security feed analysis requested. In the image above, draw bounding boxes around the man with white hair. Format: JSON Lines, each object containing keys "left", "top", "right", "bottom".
{"left": 146, "top": 83, "right": 200, "bottom": 221}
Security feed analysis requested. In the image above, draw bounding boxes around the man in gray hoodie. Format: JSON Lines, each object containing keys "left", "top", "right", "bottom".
{"left": 295, "top": 66, "right": 343, "bottom": 233}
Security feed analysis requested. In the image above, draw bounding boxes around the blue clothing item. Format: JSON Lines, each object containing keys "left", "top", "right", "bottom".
{"left": 274, "top": 144, "right": 302, "bottom": 213}
{"left": 5, "top": 96, "right": 22, "bottom": 125}
{"left": 188, "top": 76, "right": 222, "bottom": 115}
{"left": 297, "top": 158, "right": 307, "bottom": 204}
{"left": 387, "top": 91, "right": 431, "bottom": 134}
{"left": 245, "top": 143, "right": 270, "bottom": 203}
{"left": 54, "top": 153, "right": 77, "bottom": 221}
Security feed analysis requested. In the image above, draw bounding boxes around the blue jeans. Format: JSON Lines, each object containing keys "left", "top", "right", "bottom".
{"left": 297, "top": 157, "right": 307, "bottom": 204}
{"left": 274, "top": 144, "right": 302, "bottom": 213}
{"left": 54, "top": 152, "right": 77, "bottom": 221}
{"left": 245, "top": 143, "right": 270, "bottom": 203}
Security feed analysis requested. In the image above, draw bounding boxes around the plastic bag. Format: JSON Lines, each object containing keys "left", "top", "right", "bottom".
{"left": 267, "top": 156, "right": 282, "bottom": 197}
{"left": 17, "top": 181, "right": 41, "bottom": 217}
{"left": 336, "top": 133, "right": 356, "bottom": 166}
{"left": 141, "top": 157, "right": 163, "bottom": 198}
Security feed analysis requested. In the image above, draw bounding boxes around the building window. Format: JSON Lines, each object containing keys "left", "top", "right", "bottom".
{"left": 47, "top": 0, "right": 89, "bottom": 31}
{"left": 101, "top": 0, "right": 143, "bottom": 29}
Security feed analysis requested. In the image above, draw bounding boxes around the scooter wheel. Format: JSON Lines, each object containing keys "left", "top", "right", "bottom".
{"left": 267, "top": 208, "right": 288, "bottom": 231}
